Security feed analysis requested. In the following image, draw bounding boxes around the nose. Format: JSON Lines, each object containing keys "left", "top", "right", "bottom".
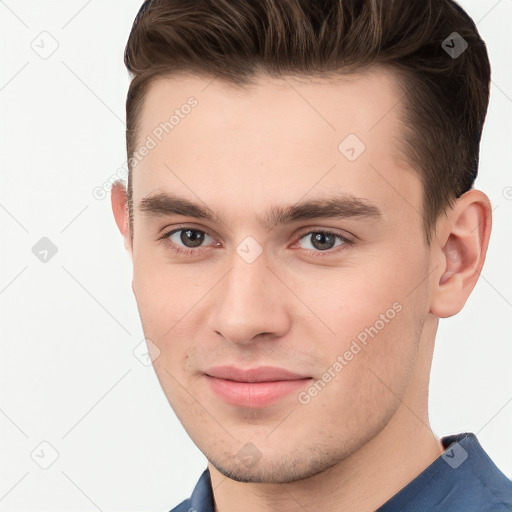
{"left": 207, "top": 247, "right": 292, "bottom": 346}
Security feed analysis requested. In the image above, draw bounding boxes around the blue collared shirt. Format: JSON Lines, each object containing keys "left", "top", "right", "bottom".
{"left": 169, "top": 433, "right": 512, "bottom": 511}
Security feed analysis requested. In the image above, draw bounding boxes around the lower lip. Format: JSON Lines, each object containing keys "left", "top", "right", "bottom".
{"left": 205, "top": 375, "right": 312, "bottom": 408}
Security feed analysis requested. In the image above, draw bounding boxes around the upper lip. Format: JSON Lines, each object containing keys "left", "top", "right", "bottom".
{"left": 205, "top": 365, "right": 311, "bottom": 383}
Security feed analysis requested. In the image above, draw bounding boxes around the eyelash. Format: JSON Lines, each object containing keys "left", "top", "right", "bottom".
{"left": 158, "top": 225, "right": 354, "bottom": 258}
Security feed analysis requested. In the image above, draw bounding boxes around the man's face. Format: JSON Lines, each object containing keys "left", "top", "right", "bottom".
{"left": 128, "top": 68, "right": 434, "bottom": 483}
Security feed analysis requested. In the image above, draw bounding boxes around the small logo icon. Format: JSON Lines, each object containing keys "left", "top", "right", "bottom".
{"left": 236, "top": 236, "right": 263, "bottom": 264}
{"left": 31, "top": 31, "right": 59, "bottom": 60}
{"left": 236, "top": 442, "right": 262, "bottom": 468}
{"left": 442, "top": 442, "right": 468, "bottom": 469}
{"left": 32, "top": 237, "right": 58, "bottom": 263}
{"left": 133, "top": 338, "right": 161, "bottom": 366}
{"left": 442, "top": 32, "right": 468, "bottom": 59}
{"left": 338, "top": 134, "right": 366, "bottom": 162}
{"left": 30, "top": 441, "right": 59, "bottom": 469}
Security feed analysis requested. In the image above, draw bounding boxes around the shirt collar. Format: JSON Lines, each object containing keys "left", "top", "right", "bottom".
{"left": 377, "top": 432, "right": 510, "bottom": 510}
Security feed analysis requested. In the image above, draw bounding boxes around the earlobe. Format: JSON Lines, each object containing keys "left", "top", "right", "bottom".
{"left": 429, "top": 190, "right": 492, "bottom": 318}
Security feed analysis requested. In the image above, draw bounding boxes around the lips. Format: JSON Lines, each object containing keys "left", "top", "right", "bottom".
{"left": 204, "top": 365, "right": 312, "bottom": 408}
{"left": 205, "top": 365, "right": 309, "bottom": 382}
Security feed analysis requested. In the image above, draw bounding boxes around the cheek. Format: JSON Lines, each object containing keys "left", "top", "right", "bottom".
{"left": 132, "top": 270, "right": 168, "bottom": 334}
{"left": 131, "top": 260, "right": 216, "bottom": 374}
{"left": 132, "top": 264, "right": 199, "bottom": 410}
{"left": 132, "top": 265, "right": 184, "bottom": 377}
{"left": 289, "top": 260, "right": 413, "bottom": 343}
{"left": 132, "top": 253, "right": 200, "bottom": 330}
{"left": 291, "top": 248, "right": 428, "bottom": 387}
{"left": 296, "top": 298, "right": 422, "bottom": 436}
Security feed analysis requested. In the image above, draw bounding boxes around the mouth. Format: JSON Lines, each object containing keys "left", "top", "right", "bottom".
{"left": 204, "top": 365, "right": 313, "bottom": 408}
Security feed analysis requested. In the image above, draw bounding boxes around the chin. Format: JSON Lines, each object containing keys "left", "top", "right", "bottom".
{"left": 209, "top": 451, "right": 340, "bottom": 484}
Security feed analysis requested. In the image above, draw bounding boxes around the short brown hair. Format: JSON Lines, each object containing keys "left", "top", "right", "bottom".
{"left": 124, "top": 0, "right": 491, "bottom": 246}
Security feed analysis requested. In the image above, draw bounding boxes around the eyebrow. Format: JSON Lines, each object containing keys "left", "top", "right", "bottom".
{"left": 137, "top": 191, "right": 382, "bottom": 230}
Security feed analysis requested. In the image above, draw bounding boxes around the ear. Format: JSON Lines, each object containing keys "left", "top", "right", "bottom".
{"left": 111, "top": 180, "right": 133, "bottom": 262}
{"left": 429, "top": 189, "right": 492, "bottom": 318}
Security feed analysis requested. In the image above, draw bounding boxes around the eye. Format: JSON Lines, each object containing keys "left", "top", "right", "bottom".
{"left": 169, "top": 228, "right": 211, "bottom": 248}
{"left": 160, "top": 227, "right": 219, "bottom": 255}
{"left": 295, "top": 230, "right": 351, "bottom": 253}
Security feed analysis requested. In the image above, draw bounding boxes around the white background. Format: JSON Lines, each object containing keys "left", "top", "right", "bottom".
{"left": 0, "top": 1, "right": 511, "bottom": 510}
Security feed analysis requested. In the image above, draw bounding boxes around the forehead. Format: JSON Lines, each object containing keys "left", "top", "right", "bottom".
{"left": 131, "top": 68, "right": 419, "bottom": 227}
{"left": 137, "top": 67, "right": 405, "bottom": 149}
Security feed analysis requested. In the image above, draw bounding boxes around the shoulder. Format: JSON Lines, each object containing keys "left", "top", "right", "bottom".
{"left": 167, "top": 498, "right": 194, "bottom": 512}
{"left": 378, "top": 433, "right": 512, "bottom": 512}
{"left": 434, "top": 433, "right": 512, "bottom": 511}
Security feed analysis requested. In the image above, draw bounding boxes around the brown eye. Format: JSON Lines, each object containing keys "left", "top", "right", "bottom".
{"left": 163, "top": 228, "right": 216, "bottom": 254}
{"left": 297, "top": 231, "right": 347, "bottom": 252}
{"left": 175, "top": 229, "right": 207, "bottom": 248}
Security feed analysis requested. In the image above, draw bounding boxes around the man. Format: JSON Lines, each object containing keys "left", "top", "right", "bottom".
{"left": 112, "top": 0, "right": 512, "bottom": 510}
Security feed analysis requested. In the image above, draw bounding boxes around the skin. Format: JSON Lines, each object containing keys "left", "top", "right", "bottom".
{"left": 112, "top": 67, "right": 492, "bottom": 511}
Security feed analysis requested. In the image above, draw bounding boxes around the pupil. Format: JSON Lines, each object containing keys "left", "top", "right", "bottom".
{"left": 181, "top": 229, "right": 204, "bottom": 247}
